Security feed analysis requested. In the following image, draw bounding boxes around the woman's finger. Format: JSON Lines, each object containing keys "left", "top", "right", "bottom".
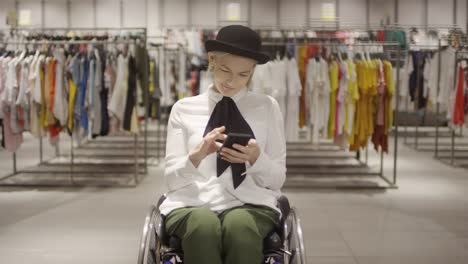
{"left": 232, "top": 144, "right": 248, "bottom": 153}
{"left": 221, "top": 148, "right": 249, "bottom": 161}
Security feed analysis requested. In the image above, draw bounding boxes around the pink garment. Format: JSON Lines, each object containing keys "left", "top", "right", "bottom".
{"left": 2, "top": 106, "right": 23, "bottom": 152}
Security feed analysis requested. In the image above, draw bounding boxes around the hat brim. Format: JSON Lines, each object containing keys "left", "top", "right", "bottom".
{"left": 205, "top": 40, "right": 270, "bottom": 64}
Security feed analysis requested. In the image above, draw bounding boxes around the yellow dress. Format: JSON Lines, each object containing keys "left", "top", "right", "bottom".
{"left": 383, "top": 60, "right": 395, "bottom": 133}
{"left": 346, "top": 59, "right": 359, "bottom": 144}
{"left": 67, "top": 78, "right": 77, "bottom": 132}
{"left": 328, "top": 59, "right": 339, "bottom": 139}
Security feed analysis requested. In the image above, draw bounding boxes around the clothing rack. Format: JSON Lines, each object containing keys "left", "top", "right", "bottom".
{"left": 433, "top": 47, "right": 468, "bottom": 168}
{"left": 399, "top": 42, "right": 467, "bottom": 161}
{"left": 401, "top": 45, "right": 440, "bottom": 150}
{"left": 260, "top": 41, "right": 401, "bottom": 189}
{"left": 0, "top": 28, "right": 151, "bottom": 187}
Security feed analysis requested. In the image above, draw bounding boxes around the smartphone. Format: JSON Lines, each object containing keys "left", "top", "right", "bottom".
{"left": 221, "top": 133, "right": 252, "bottom": 150}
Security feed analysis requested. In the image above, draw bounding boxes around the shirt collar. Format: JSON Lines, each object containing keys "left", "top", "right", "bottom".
{"left": 207, "top": 83, "right": 248, "bottom": 103}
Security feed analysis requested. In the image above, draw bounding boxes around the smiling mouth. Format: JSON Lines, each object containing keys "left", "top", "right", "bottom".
{"left": 223, "top": 85, "right": 234, "bottom": 90}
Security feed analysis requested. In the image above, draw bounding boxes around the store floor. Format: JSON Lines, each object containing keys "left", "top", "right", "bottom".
{"left": 1, "top": 135, "right": 468, "bottom": 264}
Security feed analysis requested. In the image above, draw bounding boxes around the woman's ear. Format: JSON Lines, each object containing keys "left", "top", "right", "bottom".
{"left": 207, "top": 51, "right": 215, "bottom": 63}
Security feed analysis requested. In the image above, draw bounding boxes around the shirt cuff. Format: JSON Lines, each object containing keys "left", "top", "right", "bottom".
{"left": 183, "top": 154, "right": 204, "bottom": 179}
{"left": 246, "top": 149, "right": 268, "bottom": 175}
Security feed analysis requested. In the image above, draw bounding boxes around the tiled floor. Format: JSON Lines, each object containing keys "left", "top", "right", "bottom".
{"left": 1, "top": 134, "right": 468, "bottom": 264}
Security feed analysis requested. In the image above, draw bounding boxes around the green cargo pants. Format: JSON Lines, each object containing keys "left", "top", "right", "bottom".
{"left": 164, "top": 204, "right": 280, "bottom": 264}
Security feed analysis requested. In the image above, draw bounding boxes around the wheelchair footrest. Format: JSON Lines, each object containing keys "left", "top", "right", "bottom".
{"left": 162, "top": 252, "right": 183, "bottom": 264}
{"left": 263, "top": 251, "right": 283, "bottom": 264}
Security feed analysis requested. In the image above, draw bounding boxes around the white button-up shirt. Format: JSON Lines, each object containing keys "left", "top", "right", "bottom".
{"left": 159, "top": 84, "right": 287, "bottom": 216}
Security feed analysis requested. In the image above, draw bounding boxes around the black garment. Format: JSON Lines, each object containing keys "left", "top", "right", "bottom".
{"left": 123, "top": 56, "right": 137, "bottom": 131}
{"left": 409, "top": 51, "right": 427, "bottom": 109}
{"left": 0, "top": 119, "right": 4, "bottom": 148}
{"left": 203, "top": 96, "right": 255, "bottom": 189}
{"left": 99, "top": 48, "right": 109, "bottom": 136}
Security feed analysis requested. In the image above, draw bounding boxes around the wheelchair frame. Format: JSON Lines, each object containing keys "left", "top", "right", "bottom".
{"left": 137, "top": 195, "right": 307, "bottom": 264}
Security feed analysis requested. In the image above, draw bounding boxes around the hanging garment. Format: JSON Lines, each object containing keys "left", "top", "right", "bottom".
{"left": 91, "top": 50, "right": 103, "bottom": 136}
{"left": 108, "top": 54, "right": 129, "bottom": 125}
{"left": 285, "top": 58, "right": 302, "bottom": 142}
{"left": 270, "top": 59, "right": 288, "bottom": 121}
{"left": 297, "top": 46, "right": 308, "bottom": 128}
{"left": 67, "top": 75, "right": 77, "bottom": 133}
{"left": 17, "top": 59, "right": 30, "bottom": 132}
{"left": 452, "top": 63, "right": 465, "bottom": 126}
{"left": 53, "top": 49, "right": 68, "bottom": 126}
{"left": 123, "top": 56, "right": 137, "bottom": 132}
{"left": 99, "top": 48, "right": 109, "bottom": 136}
{"left": 1, "top": 57, "right": 23, "bottom": 152}
{"left": 328, "top": 59, "right": 339, "bottom": 139}
{"left": 79, "top": 57, "right": 89, "bottom": 132}
{"left": 371, "top": 60, "right": 388, "bottom": 152}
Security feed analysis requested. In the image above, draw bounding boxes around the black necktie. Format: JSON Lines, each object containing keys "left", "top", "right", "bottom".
{"left": 203, "top": 96, "right": 256, "bottom": 189}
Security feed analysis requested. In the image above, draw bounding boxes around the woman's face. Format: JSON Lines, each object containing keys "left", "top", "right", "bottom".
{"left": 209, "top": 52, "right": 256, "bottom": 97}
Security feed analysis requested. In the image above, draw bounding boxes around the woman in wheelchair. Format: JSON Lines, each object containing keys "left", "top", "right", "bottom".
{"left": 159, "top": 25, "right": 287, "bottom": 264}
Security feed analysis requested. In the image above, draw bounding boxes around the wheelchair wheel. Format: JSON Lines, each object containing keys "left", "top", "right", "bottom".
{"left": 137, "top": 205, "right": 163, "bottom": 264}
{"left": 283, "top": 207, "right": 307, "bottom": 264}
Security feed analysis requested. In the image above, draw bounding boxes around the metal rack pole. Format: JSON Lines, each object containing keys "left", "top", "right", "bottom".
{"left": 393, "top": 44, "right": 402, "bottom": 185}
{"left": 434, "top": 40, "right": 442, "bottom": 158}
{"left": 143, "top": 28, "right": 149, "bottom": 174}
{"left": 451, "top": 50, "right": 459, "bottom": 165}
{"left": 12, "top": 152, "right": 17, "bottom": 175}
{"left": 451, "top": 128, "right": 456, "bottom": 165}
{"left": 415, "top": 50, "right": 421, "bottom": 149}
{"left": 70, "top": 135, "right": 75, "bottom": 185}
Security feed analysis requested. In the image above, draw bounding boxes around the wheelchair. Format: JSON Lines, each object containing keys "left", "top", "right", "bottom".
{"left": 137, "top": 194, "right": 307, "bottom": 264}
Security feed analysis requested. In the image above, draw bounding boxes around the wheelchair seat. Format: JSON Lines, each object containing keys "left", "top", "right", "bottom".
{"left": 137, "top": 195, "right": 306, "bottom": 264}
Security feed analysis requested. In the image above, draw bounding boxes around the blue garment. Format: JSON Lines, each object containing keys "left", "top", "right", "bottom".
{"left": 79, "top": 58, "right": 89, "bottom": 131}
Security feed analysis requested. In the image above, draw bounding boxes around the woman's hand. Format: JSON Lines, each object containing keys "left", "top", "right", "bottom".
{"left": 189, "top": 126, "right": 226, "bottom": 167}
{"left": 219, "top": 139, "right": 260, "bottom": 165}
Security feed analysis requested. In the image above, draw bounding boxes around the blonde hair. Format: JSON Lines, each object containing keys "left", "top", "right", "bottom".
{"left": 208, "top": 51, "right": 256, "bottom": 89}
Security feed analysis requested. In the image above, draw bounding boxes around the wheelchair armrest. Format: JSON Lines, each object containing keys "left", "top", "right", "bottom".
{"left": 277, "top": 195, "right": 290, "bottom": 224}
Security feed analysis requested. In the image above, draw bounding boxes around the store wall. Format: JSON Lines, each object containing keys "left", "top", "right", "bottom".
{"left": 428, "top": 0, "right": 453, "bottom": 25}
{"left": 398, "top": 0, "right": 425, "bottom": 26}
{"left": 339, "top": 0, "right": 367, "bottom": 26}
{"left": 369, "top": 0, "right": 395, "bottom": 25}
{"left": 457, "top": 0, "right": 468, "bottom": 32}
{"left": 70, "top": 0, "right": 94, "bottom": 28}
{"left": 0, "top": 0, "right": 467, "bottom": 32}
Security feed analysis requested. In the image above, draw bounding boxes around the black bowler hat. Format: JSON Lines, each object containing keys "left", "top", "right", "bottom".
{"left": 205, "top": 25, "right": 270, "bottom": 64}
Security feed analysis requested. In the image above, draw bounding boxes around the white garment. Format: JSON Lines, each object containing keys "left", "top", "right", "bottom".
{"left": 159, "top": 48, "right": 174, "bottom": 106}
{"left": 52, "top": 49, "right": 68, "bottom": 126}
{"left": 108, "top": 54, "right": 129, "bottom": 123}
{"left": 337, "top": 60, "right": 349, "bottom": 135}
{"left": 285, "top": 58, "right": 301, "bottom": 142}
{"left": 397, "top": 55, "right": 414, "bottom": 97}
{"left": 6, "top": 57, "right": 21, "bottom": 134}
{"left": 33, "top": 56, "right": 44, "bottom": 104}
{"left": 177, "top": 51, "right": 187, "bottom": 94}
{"left": 269, "top": 59, "right": 288, "bottom": 122}
{"left": 439, "top": 47, "right": 457, "bottom": 112}
{"left": 427, "top": 52, "right": 440, "bottom": 104}
{"left": 308, "top": 58, "right": 330, "bottom": 144}
{"left": 346, "top": 59, "right": 357, "bottom": 135}
{"left": 159, "top": 85, "right": 286, "bottom": 216}
{"left": 305, "top": 59, "right": 316, "bottom": 128}
{"left": 92, "top": 49, "right": 103, "bottom": 135}
{"left": 251, "top": 63, "right": 273, "bottom": 96}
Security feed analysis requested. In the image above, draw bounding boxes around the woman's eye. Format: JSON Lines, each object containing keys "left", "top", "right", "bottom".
{"left": 240, "top": 74, "right": 248, "bottom": 77}
{"left": 221, "top": 68, "right": 229, "bottom": 72}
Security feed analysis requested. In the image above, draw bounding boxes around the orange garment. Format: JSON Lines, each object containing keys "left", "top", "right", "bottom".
{"left": 39, "top": 61, "right": 47, "bottom": 128}
{"left": 453, "top": 64, "right": 465, "bottom": 126}
{"left": 46, "top": 59, "right": 57, "bottom": 126}
{"left": 298, "top": 46, "right": 308, "bottom": 128}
